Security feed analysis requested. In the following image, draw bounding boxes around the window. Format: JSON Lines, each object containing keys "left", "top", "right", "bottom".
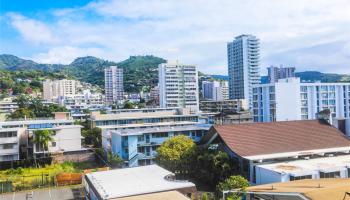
{"left": 2, "top": 144, "right": 15, "bottom": 149}
{"left": 151, "top": 132, "right": 168, "bottom": 138}
{"left": 51, "top": 142, "right": 56, "bottom": 147}
{"left": 320, "top": 171, "right": 340, "bottom": 178}
{"left": 137, "top": 135, "right": 144, "bottom": 141}
{"left": 0, "top": 131, "right": 17, "bottom": 138}
{"left": 290, "top": 175, "right": 312, "bottom": 181}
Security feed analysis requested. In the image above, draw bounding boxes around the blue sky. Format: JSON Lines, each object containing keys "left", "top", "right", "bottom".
{"left": 0, "top": 0, "right": 350, "bottom": 75}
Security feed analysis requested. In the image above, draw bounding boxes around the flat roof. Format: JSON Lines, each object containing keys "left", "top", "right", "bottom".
{"left": 257, "top": 154, "right": 350, "bottom": 176}
{"left": 111, "top": 124, "right": 210, "bottom": 136}
{"left": 115, "top": 191, "right": 189, "bottom": 200}
{"left": 92, "top": 112, "right": 198, "bottom": 121}
{"left": 85, "top": 165, "right": 195, "bottom": 199}
{"left": 247, "top": 178, "right": 350, "bottom": 200}
{"left": 0, "top": 119, "right": 74, "bottom": 126}
{"left": 97, "top": 121, "right": 199, "bottom": 130}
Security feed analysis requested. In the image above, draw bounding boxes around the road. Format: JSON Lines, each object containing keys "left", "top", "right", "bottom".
{"left": 0, "top": 186, "right": 84, "bottom": 200}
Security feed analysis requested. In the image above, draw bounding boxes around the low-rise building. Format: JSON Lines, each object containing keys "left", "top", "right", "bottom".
{"left": 106, "top": 122, "right": 210, "bottom": 167}
{"left": 93, "top": 108, "right": 210, "bottom": 167}
{"left": 245, "top": 178, "right": 350, "bottom": 200}
{"left": 201, "top": 120, "right": 350, "bottom": 184}
{"left": 200, "top": 99, "right": 248, "bottom": 113}
{"left": 83, "top": 165, "right": 196, "bottom": 200}
{"left": 0, "top": 112, "right": 84, "bottom": 160}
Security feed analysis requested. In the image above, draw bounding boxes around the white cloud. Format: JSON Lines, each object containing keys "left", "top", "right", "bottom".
{"left": 5, "top": 0, "right": 350, "bottom": 74}
{"left": 32, "top": 46, "right": 106, "bottom": 64}
{"left": 8, "top": 13, "right": 58, "bottom": 45}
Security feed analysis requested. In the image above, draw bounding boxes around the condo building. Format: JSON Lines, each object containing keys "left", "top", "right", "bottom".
{"left": 158, "top": 61, "right": 199, "bottom": 112}
{"left": 43, "top": 79, "right": 77, "bottom": 102}
{"left": 202, "top": 80, "right": 229, "bottom": 101}
{"left": 104, "top": 66, "right": 124, "bottom": 103}
{"left": 267, "top": 65, "right": 296, "bottom": 83}
{"left": 252, "top": 77, "right": 350, "bottom": 122}
{"left": 227, "top": 34, "right": 260, "bottom": 107}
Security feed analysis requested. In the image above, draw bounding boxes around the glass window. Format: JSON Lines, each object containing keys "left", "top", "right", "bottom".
{"left": 320, "top": 171, "right": 340, "bottom": 178}
{"left": 290, "top": 175, "right": 312, "bottom": 181}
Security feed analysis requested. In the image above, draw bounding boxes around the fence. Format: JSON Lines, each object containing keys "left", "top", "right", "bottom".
{"left": 0, "top": 173, "right": 55, "bottom": 193}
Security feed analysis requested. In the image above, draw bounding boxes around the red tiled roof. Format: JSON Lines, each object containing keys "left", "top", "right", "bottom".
{"left": 213, "top": 120, "right": 350, "bottom": 157}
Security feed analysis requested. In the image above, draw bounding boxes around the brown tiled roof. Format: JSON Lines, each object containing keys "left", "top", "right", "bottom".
{"left": 213, "top": 120, "right": 350, "bottom": 157}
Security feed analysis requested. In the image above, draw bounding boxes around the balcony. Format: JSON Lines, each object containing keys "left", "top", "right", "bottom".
{"left": 0, "top": 137, "right": 18, "bottom": 144}
{"left": 0, "top": 148, "right": 19, "bottom": 155}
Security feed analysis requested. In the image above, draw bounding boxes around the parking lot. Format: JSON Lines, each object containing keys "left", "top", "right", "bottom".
{"left": 0, "top": 186, "right": 84, "bottom": 200}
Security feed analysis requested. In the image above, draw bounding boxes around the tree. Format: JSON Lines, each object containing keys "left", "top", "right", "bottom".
{"left": 107, "top": 152, "right": 124, "bottom": 168}
{"left": 156, "top": 135, "right": 196, "bottom": 177}
{"left": 216, "top": 176, "right": 249, "bottom": 200}
{"left": 82, "top": 127, "right": 101, "bottom": 148}
{"left": 34, "top": 130, "right": 54, "bottom": 157}
{"left": 192, "top": 149, "right": 240, "bottom": 188}
{"left": 7, "top": 108, "right": 35, "bottom": 119}
{"left": 123, "top": 101, "right": 134, "bottom": 109}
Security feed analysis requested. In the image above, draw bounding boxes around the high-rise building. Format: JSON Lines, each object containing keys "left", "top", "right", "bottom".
{"left": 227, "top": 35, "right": 260, "bottom": 107}
{"left": 252, "top": 77, "right": 350, "bottom": 122}
{"left": 104, "top": 66, "right": 124, "bottom": 103}
{"left": 267, "top": 65, "right": 296, "bottom": 83}
{"left": 202, "top": 80, "right": 229, "bottom": 101}
{"left": 158, "top": 61, "right": 199, "bottom": 112}
{"left": 43, "top": 79, "right": 77, "bottom": 102}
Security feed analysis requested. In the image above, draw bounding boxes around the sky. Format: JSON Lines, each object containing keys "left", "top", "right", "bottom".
{"left": 0, "top": 0, "right": 350, "bottom": 75}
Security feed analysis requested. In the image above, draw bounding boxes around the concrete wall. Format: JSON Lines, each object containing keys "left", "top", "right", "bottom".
{"left": 275, "top": 79, "right": 302, "bottom": 121}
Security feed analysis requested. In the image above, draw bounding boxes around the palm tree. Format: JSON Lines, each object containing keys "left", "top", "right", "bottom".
{"left": 34, "top": 129, "right": 54, "bottom": 158}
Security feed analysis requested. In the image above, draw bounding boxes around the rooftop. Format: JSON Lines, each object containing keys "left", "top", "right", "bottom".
{"left": 115, "top": 191, "right": 189, "bottom": 200}
{"left": 97, "top": 121, "right": 199, "bottom": 130}
{"left": 247, "top": 178, "right": 350, "bottom": 200}
{"left": 91, "top": 111, "right": 198, "bottom": 121}
{"left": 207, "top": 120, "right": 350, "bottom": 158}
{"left": 257, "top": 154, "right": 350, "bottom": 176}
{"left": 111, "top": 123, "right": 210, "bottom": 136}
{"left": 85, "top": 165, "right": 195, "bottom": 199}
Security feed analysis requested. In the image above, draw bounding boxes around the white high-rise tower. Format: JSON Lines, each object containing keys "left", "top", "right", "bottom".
{"left": 158, "top": 61, "right": 199, "bottom": 112}
{"left": 104, "top": 66, "right": 124, "bottom": 103}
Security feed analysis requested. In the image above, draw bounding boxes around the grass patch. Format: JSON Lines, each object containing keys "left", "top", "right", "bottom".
{"left": 0, "top": 161, "right": 101, "bottom": 191}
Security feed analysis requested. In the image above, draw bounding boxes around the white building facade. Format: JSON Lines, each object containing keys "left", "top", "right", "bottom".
{"left": 0, "top": 113, "right": 83, "bottom": 160}
{"left": 227, "top": 35, "right": 260, "bottom": 107}
{"left": 43, "top": 79, "right": 77, "bottom": 102}
{"left": 104, "top": 66, "right": 124, "bottom": 103}
{"left": 252, "top": 77, "right": 350, "bottom": 122}
{"left": 158, "top": 61, "right": 199, "bottom": 112}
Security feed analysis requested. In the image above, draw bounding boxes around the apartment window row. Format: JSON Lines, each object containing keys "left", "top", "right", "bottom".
{"left": 0, "top": 131, "right": 17, "bottom": 138}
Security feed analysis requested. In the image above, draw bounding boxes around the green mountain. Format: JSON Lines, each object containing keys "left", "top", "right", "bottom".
{"left": 0, "top": 54, "right": 64, "bottom": 71}
{"left": 0, "top": 54, "right": 166, "bottom": 93}
{"left": 295, "top": 71, "right": 350, "bottom": 82}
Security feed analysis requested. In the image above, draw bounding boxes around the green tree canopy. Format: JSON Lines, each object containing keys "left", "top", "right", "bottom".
{"left": 156, "top": 135, "right": 196, "bottom": 176}
{"left": 34, "top": 129, "right": 54, "bottom": 156}
{"left": 216, "top": 175, "right": 249, "bottom": 200}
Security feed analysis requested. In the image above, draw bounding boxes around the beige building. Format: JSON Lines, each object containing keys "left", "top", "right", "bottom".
{"left": 43, "top": 79, "right": 77, "bottom": 102}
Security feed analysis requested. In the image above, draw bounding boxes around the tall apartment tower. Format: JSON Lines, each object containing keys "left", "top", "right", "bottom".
{"left": 158, "top": 61, "right": 199, "bottom": 112}
{"left": 104, "top": 66, "right": 124, "bottom": 103}
{"left": 43, "top": 79, "right": 77, "bottom": 102}
{"left": 268, "top": 65, "right": 296, "bottom": 83}
{"left": 227, "top": 35, "right": 260, "bottom": 107}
